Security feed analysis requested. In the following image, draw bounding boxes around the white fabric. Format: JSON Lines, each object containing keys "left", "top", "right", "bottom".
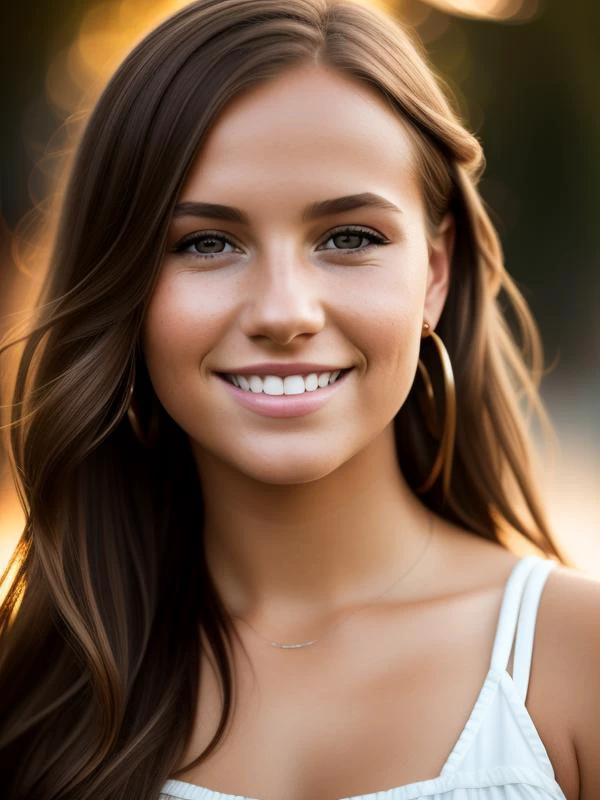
{"left": 160, "top": 555, "right": 566, "bottom": 800}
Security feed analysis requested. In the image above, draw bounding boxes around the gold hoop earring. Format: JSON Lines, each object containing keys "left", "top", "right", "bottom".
{"left": 415, "top": 321, "right": 456, "bottom": 500}
{"left": 126, "top": 366, "right": 159, "bottom": 447}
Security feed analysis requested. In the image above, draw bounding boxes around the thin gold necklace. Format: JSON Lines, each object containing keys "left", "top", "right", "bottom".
{"left": 232, "top": 511, "right": 435, "bottom": 649}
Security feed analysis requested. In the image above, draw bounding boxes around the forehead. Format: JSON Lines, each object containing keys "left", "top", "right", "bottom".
{"left": 179, "top": 66, "right": 420, "bottom": 214}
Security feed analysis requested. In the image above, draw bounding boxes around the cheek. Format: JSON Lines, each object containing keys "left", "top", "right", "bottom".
{"left": 141, "top": 274, "right": 224, "bottom": 399}
{"left": 358, "top": 297, "right": 423, "bottom": 413}
{"left": 357, "top": 264, "right": 426, "bottom": 362}
{"left": 349, "top": 260, "right": 428, "bottom": 411}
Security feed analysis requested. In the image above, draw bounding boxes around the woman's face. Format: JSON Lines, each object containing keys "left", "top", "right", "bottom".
{"left": 142, "top": 65, "right": 452, "bottom": 484}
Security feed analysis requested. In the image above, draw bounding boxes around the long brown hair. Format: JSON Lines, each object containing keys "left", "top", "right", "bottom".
{"left": 0, "top": 1, "right": 572, "bottom": 797}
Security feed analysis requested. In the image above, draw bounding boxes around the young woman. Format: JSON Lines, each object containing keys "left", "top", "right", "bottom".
{"left": 1, "top": 1, "right": 598, "bottom": 799}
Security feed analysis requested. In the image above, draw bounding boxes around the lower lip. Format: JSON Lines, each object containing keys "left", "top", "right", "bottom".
{"left": 215, "top": 369, "right": 353, "bottom": 418}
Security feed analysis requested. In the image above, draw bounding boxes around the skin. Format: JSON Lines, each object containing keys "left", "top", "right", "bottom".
{"left": 142, "top": 65, "right": 599, "bottom": 800}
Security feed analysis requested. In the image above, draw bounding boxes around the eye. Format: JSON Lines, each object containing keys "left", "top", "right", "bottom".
{"left": 171, "top": 231, "right": 238, "bottom": 259}
{"left": 170, "top": 225, "right": 389, "bottom": 260}
{"left": 318, "top": 226, "right": 389, "bottom": 255}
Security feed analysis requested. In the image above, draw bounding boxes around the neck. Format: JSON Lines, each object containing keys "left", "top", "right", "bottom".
{"left": 192, "top": 424, "right": 435, "bottom": 635}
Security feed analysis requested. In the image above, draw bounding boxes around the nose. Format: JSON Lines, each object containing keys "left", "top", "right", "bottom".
{"left": 238, "top": 254, "right": 326, "bottom": 346}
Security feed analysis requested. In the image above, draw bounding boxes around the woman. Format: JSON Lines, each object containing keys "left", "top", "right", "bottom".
{"left": 0, "top": 1, "right": 598, "bottom": 798}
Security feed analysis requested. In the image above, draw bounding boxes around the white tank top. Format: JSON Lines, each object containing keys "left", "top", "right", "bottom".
{"left": 159, "top": 554, "right": 567, "bottom": 800}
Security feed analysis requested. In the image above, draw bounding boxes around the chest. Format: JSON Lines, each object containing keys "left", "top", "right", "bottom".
{"left": 170, "top": 591, "right": 571, "bottom": 800}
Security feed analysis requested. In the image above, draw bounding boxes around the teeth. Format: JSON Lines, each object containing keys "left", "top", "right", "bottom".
{"left": 249, "top": 376, "right": 263, "bottom": 393}
{"left": 228, "top": 370, "right": 345, "bottom": 395}
{"left": 265, "top": 376, "right": 285, "bottom": 395}
{"left": 303, "top": 374, "right": 319, "bottom": 392}
{"left": 272, "top": 375, "right": 307, "bottom": 395}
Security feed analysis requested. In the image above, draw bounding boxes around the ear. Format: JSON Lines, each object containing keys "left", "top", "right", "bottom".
{"left": 424, "top": 213, "right": 454, "bottom": 327}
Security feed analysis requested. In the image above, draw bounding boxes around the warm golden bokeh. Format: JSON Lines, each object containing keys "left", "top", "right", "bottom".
{"left": 425, "top": 0, "right": 539, "bottom": 21}
{"left": 0, "top": 487, "right": 25, "bottom": 603}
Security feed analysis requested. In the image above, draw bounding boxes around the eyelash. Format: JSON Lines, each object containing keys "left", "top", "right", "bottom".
{"left": 171, "top": 226, "right": 389, "bottom": 260}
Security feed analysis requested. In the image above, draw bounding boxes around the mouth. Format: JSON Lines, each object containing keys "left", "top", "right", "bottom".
{"left": 216, "top": 367, "right": 353, "bottom": 395}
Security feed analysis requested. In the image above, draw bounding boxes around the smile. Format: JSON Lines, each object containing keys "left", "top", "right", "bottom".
{"left": 221, "top": 368, "right": 351, "bottom": 395}
{"left": 215, "top": 368, "right": 354, "bottom": 419}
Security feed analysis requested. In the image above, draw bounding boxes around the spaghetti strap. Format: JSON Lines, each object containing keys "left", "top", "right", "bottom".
{"left": 512, "top": 558, "right": 557, "bottom": 703}
{"left": 490, "top": 555, "right": 542, "bottom": 672}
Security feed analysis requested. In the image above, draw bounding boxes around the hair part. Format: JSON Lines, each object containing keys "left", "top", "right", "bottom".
{"left": 0, "top": 1, "right": 571, "bottom": 797}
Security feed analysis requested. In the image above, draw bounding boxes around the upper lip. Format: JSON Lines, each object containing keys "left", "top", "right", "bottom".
{"left": 217, "top": 363, "right": 352, "bottom": 377}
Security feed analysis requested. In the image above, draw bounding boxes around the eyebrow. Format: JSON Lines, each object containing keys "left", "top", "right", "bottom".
{"left": 172, "top": 192, "right": 402, "bottom": 224}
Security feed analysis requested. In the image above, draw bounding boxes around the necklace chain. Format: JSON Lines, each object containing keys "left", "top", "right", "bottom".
{"left": 232, "top": 511, "right": 435, "bottom": 650}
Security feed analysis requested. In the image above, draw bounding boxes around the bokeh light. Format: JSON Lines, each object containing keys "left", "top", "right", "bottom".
{"left": 425, "top": 0, "right": 540, "bottom": 21}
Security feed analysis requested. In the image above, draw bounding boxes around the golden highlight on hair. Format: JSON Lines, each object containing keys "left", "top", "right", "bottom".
{"left": 0, "top": 1, "right": 571, "bottom": 797}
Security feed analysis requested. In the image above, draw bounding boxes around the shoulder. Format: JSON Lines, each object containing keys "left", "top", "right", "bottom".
{"left": 538, "top": 562, "right": 600, "bottom": 800}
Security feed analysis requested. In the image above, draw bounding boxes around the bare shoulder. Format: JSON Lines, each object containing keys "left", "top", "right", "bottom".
{"left": 538, "top": 562, "right": 600, "bottom": 800}
{"left": 436, "top": 523, "right": 600, "bottom": 799}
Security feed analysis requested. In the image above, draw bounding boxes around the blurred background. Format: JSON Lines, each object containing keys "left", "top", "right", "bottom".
{"left": 1, "top": 0, "right": 599, "bottom": 580}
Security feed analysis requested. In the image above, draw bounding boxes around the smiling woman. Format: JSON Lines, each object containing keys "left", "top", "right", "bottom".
{"left": 0, "top": 1, "right": 599, "bottom": 800}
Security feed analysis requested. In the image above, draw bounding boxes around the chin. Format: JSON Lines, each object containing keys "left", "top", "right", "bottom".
{"left": 234, "top": 450, "right": 348, "bottom": 486}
